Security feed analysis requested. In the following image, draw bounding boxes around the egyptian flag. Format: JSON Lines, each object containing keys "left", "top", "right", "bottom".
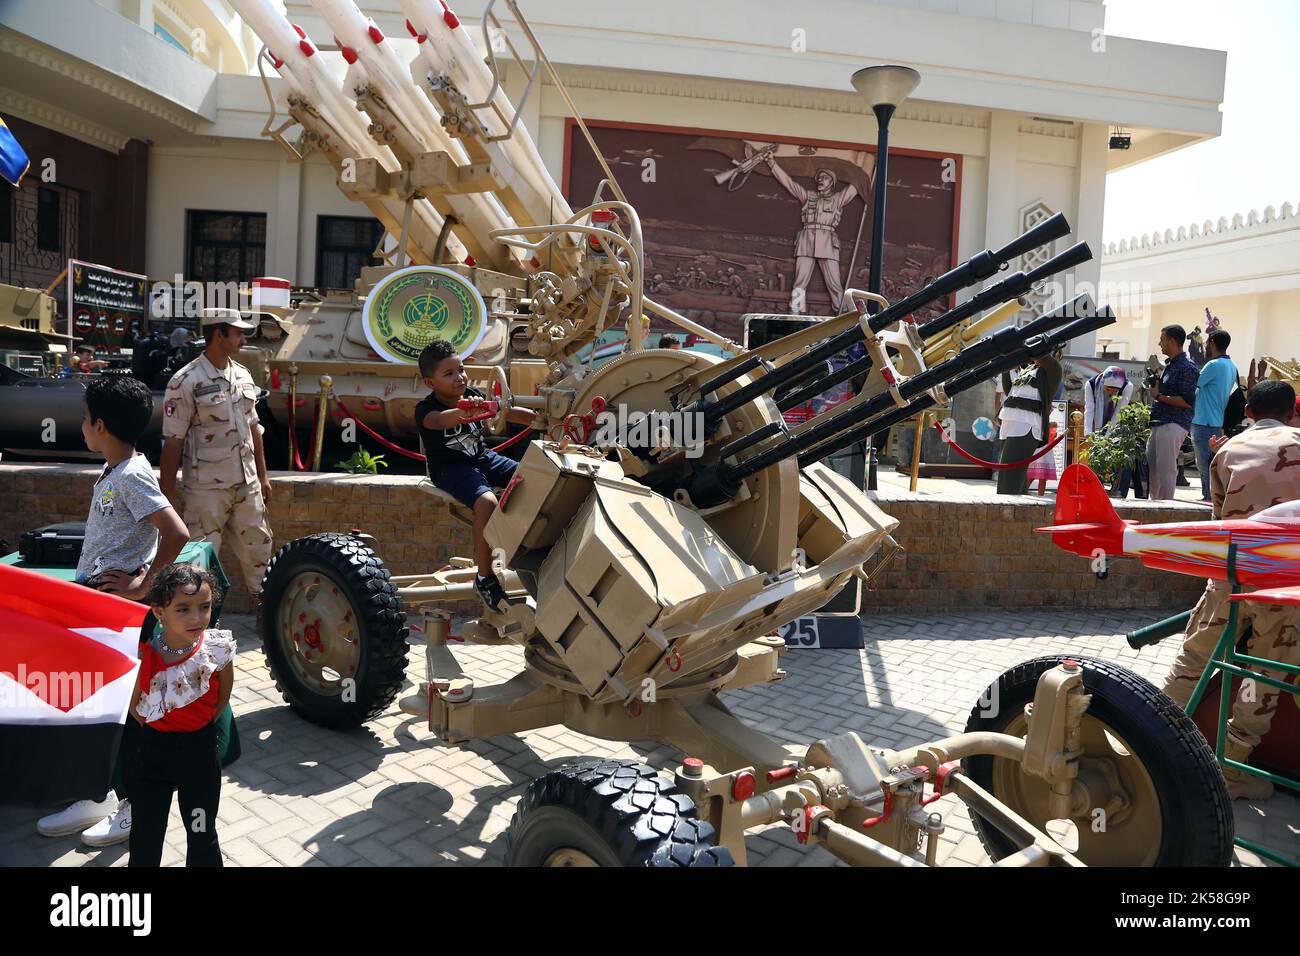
{"left": 0, "top": 565, "right": 144, "bottom": 806}
{"left": 0, "top": 116, "right": 30, "bottom": 188}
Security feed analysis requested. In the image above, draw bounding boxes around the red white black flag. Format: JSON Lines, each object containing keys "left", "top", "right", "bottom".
{"left": 0, "top": 565, "right": 144, "bottom": 807}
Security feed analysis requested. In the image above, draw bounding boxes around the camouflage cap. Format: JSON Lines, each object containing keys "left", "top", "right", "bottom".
{"left": 200, "top": 307, "right": 257, "bottom": 330}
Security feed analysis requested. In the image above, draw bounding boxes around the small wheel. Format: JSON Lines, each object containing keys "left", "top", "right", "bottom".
{"left": 506, "top": 759, "right": 735, "bottom": 867}
{"left": 260, "top": 533, "right": 409, "bottom": 729}
{"left": 963, "top": 655, "right": 1232, "bottom": 867}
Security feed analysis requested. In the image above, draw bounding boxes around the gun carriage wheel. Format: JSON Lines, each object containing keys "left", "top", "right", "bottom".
{"left": 963, "top": 655, "right": 1233, "bottom": 867}
{"left": 260, "top": 533, "right": 409, "bottom": 729}
{"left": 506, "top": 758, "right": 733, "bottom": 867}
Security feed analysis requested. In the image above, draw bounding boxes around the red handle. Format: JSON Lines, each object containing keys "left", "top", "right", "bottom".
{"left": 457, "top": 398, "right": 500, "bottom": 423}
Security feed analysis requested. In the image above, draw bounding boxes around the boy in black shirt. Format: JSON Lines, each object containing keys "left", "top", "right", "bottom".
{"left": 415, "top": 340, "right": 537, "bottom": 610}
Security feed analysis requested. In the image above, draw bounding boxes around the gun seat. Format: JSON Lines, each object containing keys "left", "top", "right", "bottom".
{"left": 417, "top": 479, "right": 475, "bottom": 525}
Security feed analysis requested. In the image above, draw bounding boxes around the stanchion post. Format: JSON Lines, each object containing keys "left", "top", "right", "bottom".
{"left": 1069, "top": 409, "right": 1084, "bottom": 464}
{"left": 311, "top": 374, "right": 332, "bottom": 472}
{"left": 909, "top": 411, "right": 926, "bottom": 492}
{"left": 287, "top": 362, "right": 299, "bottom": 470}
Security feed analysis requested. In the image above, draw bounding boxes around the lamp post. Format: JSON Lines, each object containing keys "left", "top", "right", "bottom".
{"left": 851, "top": 65, "right": 921, "bottom": 311}
{"left": 850, "top": 64, "right": 921, "bottom": 490}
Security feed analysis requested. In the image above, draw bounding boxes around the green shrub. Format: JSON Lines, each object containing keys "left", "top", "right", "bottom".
{"left": 334, "top": 449, "right": 389, "bottom": 474}
{"left": 1081, "top": 402, "right": 1150, "bottom": 483}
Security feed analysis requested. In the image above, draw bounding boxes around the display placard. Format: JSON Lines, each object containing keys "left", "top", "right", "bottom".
{"left": 66, "top": 258, "right": 148, "bottom": 352}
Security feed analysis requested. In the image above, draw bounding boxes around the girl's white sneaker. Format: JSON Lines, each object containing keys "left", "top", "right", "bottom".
{"left": 81, "top": 800, "right": 132, "bottom": 847}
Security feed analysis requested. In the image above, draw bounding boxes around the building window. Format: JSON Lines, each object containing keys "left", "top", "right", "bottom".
{"left": 187, "top": 210, "right": 266, "bottom": 284}
{"left": 316, "top": 216, "right": 384, "bottom": 289}
{"left": 37, "top": 188, "right": 60, "bottom": 253}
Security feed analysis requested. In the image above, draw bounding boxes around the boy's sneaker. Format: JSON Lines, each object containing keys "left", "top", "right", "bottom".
{"left": 474, "top": 573, "right": 509, "bottom": 612}
{"left": 81, "top": 800, "right": 132, "bottom": 847}
{"left": 37, "top": 791, "right": 119, "bottom": 837}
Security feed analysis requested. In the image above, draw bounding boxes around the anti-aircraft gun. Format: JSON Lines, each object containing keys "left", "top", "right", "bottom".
{"left": 239, "top": 0, "right": 1233, "bottom": 867}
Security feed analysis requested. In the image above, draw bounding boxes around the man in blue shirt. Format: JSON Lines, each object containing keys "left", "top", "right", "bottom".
{"left": 1190, "top": 329, "right": 1238, "bottom": 502}
{"left": 1146, "top": 324, "right": 1199, "bottom": 500}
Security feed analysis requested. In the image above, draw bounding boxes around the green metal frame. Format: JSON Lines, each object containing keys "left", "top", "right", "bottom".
{"left": 1183, "top": 542, "right": 1300, "bottom": 867}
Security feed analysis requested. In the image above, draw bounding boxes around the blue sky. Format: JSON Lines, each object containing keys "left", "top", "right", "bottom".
{"left": 1102, "top": 0, "right": 1300, "bottom": 243}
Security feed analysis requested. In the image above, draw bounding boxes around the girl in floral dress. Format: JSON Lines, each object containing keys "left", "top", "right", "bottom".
{"left": 126, "top": 564, "right": 234, "bottom": 867}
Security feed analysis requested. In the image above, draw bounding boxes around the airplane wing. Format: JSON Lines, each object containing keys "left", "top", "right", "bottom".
{"left": 1230, "top": 587, "right": 1300, "bottom": 607}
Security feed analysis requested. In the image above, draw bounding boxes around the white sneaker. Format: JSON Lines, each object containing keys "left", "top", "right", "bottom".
{"left": 81, "top": 800, "right": 132, "bottom": 847}
{"left": 36, "top": 791, "right": 118, "bottom": 837}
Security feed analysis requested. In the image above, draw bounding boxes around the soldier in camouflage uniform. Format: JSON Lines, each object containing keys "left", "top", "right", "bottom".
{"left": 1161, "top": 379, "right": 1300, "bottom": 800}
{"left": 159, "top": 308, "right": 273, "bottom": 606}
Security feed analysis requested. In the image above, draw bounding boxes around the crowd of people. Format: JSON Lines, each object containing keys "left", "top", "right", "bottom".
{"left": 995, "top": 323, "right": 1243, "bottom": 502}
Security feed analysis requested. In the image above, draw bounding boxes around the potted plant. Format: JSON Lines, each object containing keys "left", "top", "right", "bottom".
{"left": 1080, "top": 401, "right": 1151, "bottom": 487}
{"left": 334, "top": 449, "right": 389, "bottom": 475}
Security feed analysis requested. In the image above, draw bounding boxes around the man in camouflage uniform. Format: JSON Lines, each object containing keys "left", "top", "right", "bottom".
{"left": 1161, "top": 379, "right": 1300, "bottom": 800}
{"left": 159, "top": 307, "right": 273, "bottom": 606}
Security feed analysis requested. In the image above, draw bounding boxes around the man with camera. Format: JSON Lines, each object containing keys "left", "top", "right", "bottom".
{"left": 1145, "top": 325, "right": 1199, "bottom": 500}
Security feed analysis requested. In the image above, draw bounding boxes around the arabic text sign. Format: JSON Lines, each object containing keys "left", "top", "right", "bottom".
{"left": 66, "top": 259, "right": 148, "bottom": 352}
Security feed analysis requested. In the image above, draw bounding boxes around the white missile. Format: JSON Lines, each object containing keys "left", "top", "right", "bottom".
{"left": 312, "top": 0, "right": 522, "bottom": 269}
{"left": 228, "top": 0, "right": 393, "bottom": 172}
{"left": 398, "top": 0, "right": 573, "bottom": 226}
{"left": 230, "top": 0, "right": 470, "bottom": 264}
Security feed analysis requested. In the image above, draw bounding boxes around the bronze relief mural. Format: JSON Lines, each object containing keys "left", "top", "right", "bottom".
{"left": 564, "top": 120, "right": 961, "bottom": 342}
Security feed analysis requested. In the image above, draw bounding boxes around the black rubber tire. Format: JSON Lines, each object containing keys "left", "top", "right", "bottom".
{"left": 506, "top": 758, "right": 734, "bottom": 867}
{"left": 259, "top": 533, "right": 409, "bottom": 729}
{"left": 963, "top": 655, "right": 1233, "bottom": 867}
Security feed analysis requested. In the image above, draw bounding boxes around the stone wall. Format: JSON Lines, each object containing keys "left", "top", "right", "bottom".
{"left": 859, "top": 488, "right": 1209, "bottom": 613}
{"left": 0, "top": 464, "right": 1208, "bottom": 617}
{"left": 0, "top": 464, "right": 472, "bottom": 614}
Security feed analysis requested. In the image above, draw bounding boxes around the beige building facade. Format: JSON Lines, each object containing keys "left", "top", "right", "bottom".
{"left": 1099, "top": 203, "right": 1300, "bottom": 365}
{"left": 2, "top": 0, "right": 1227, "bottom": 356}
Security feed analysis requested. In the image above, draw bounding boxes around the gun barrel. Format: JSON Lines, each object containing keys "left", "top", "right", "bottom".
{"left": 732, "top": 294, "right": 1095, "bottom": 480}
{"left": 793, "top": 305, "right": 1116, "bottom": 469}
{"left": 690, "top": 214, "right": 1073, "bottom": 425}
{"left": 917, "top": 241, "right": 1092, "bottom": 340}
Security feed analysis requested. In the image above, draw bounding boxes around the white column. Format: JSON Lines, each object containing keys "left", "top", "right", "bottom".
{"left": 983, "top": 111, "right": 1019, "bottom": 252}
{"left": 270, "top": 156, "right": 302, "bottom": 282}
{"left": 1073, "top": 121, "right": 1108, "bottom": 357}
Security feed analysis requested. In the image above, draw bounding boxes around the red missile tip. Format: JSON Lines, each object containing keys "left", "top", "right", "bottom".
{"left": 440, "top": 1, "right": 460, "bottom": 29}
{"left": 406, "top": 18, "right": 418, "bottom": 37}
{"left": 368, "top": 24, "right": 384, "bottom": 44}
{"left": 463, "top": 255, "right": 476, "bottom": 267}
{"left": 292, "top": 23, "right": 306, "bottom": 39}
{"left": 270, "top": 52, "right": 283, "bottom": 69}
{"left": 299, "top": 39, "right": 315, "bottom": 57}
{"left": 340, "top": 44, "right": 357, "bottom": 64}
{"left": 530, "top": 256, "right": 540, "bottom": 269}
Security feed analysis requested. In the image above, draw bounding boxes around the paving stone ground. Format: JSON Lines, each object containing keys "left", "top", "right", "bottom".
{"left": 3, "top": 607, "right": 1295, "bottom": 868}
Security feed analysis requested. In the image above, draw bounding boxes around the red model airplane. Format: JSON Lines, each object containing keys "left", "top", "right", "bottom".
{"left": 1039, "top": 464, "right": 1300, "bottom": 590}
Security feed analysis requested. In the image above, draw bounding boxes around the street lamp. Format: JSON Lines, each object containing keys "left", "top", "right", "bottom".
{"left": 851, "top": 65, "right": 921, "bottom": 311}
{"left": 851, "top": 66, "right": 920, "bottom": 492}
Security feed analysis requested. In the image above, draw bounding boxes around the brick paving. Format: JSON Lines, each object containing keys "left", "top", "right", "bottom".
{"left": 2, "top": 607, "right": 1294, "bottom": 867}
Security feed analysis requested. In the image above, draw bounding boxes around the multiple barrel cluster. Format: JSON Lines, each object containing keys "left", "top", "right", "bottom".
{"left": 674, "top": 213, "right": 1115, "bottom": 506}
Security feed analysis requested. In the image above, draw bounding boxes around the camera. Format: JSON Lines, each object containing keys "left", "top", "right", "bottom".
{"left": 1144, "top": 367, "right": 1161, "bottom": 390}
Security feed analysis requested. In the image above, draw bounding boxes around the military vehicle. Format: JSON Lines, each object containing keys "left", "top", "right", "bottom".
{"left": 235, "top": 0, "right": 1233, "bottom": 867}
